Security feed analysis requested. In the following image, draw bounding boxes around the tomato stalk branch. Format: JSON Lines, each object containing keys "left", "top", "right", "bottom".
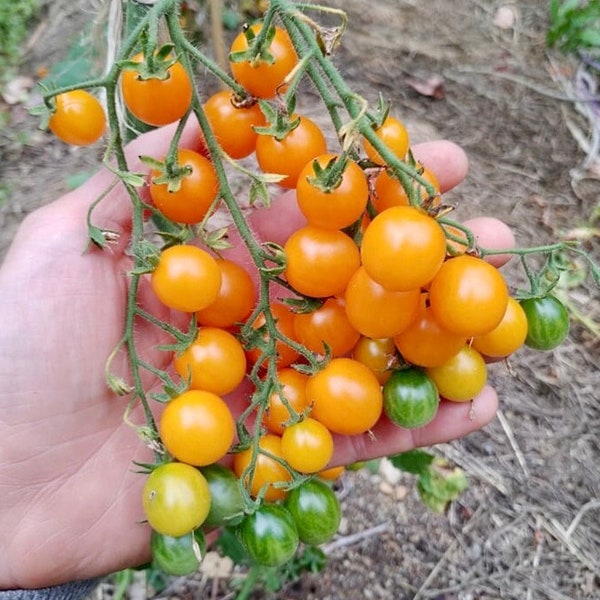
{"left": 277, "top": 1, "right": 436, "bottom": 203}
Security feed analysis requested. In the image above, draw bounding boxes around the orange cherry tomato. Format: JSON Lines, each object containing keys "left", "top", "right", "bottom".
{"left": 204, "top": 90, "right": 266, "bottom": 158}
{"left": 174, "top": 327, "right": 247, "bottom": 396}
{"left": 196, "top": 259, "right": 256, "bottom": 328}
{"left": 255, "top": 115, "right": 327, "bottom": 188}
{"left": 263, "top": 368, "right": 310, "bottom": 435}
{"left": 150, "top": 245, "right": 222, "bottom": 313}
{"left": 472, "top": 296, "right": 528, "bottom": 358}
{"left": 246, "top": 303, "right": 300, "bottom": 369}
{"left": 233, "top": 434, "right": 292, "bottom": 501}
{"left": 360, "top": 206, "right": 447, "bottom": 292}
{"left": 229, "top": 24, "right": 298, "bottom": 99}
{"left": 307, "top": 357, "right": 383, "bottom": 435}
{"left": 49, "top": 90, "right": 106, "bottom": 146}
{"left": 393, "top": 303, "right": 466, "bottom": 368}
{"left": 160, "top": 389, "right": 235, "bottom": 466}
{"left": 351, "top": 336, "right": 399, "bottom": 384}
{"left": 426, "top": 345, "right": 488, "bottom": 402}
{"left": 363, "top": 115, "right": 410, "bottom": 164}
{"left": 318, "top": 465, "right": 345, "bottom": 481}
{"left": 281, "top": 418, "right": 334, "bottom": 474}
{"left": 344, "top": 266, "right": 421, "bottom": 338}
{"left": 149, "top": 149, "right": 219, "bottom": 224}
{"left": 293, "top": 297, "right": 360, "bottom": 357}
{"left": 121, "top": 53, "right": 192, "bottom": 126}
{"left": 372, "top": 164, "right": 440, "bottom": 213}
{"left": 296, "top": 154, "right": 369, "bottom": 230}
{"left": 428, "top": 255, "right": 509, "bottom": 337}
{"left": 284, "top": 226, "right": 360, "bottom": 298}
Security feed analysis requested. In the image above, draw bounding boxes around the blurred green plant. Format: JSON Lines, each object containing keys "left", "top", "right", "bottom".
{"left": 0, "top": 0, "right": 40, "bottom": 77}
{"left": 547, "top": 0, "right": 600, "bottom": 54}
{"left": 389, "top": 449, "right": 468, "bottom": 514}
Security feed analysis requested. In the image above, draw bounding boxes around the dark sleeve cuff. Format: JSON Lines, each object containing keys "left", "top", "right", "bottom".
{"left": 0, "top": 579, "right": 100, "bottom": 600}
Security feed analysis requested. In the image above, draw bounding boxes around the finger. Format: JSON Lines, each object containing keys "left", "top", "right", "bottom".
{"left": 329, "top": 384, "right": 498, "bottom": 466}
{"left": 412, "top": 140, "right": 469, "bottom": 193}
{"left": 464, "top": 216, "right": 516, "bottom": 268}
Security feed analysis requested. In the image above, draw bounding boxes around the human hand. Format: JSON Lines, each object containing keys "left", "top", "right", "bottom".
{"left": 0, "top": 122, "right": 511, "bottom": 589}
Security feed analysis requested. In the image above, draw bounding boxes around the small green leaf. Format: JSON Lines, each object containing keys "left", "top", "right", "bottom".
{"left": 249, "top": 179, "right": 271, "bottom": 206}
{"left": 388, "top": 449, "right": 435, "bottom": 475}
{"left": 204, "top": 227, "right": 233, "bottom": 251}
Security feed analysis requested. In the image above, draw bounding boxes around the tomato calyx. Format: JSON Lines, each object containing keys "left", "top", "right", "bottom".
{"left": 142, "top": 154, "right": 194, "bottom": 194}
{"left": 366, "top": 93, "right": 391, "bottom": 130}
{"left": 258, "top": 240, "right": 288, "bottom": 275}
{"left": 229, "top": 23, "right": 278, "bottom": 68}
{"left": 254, "top": 102, "right": 301, "bottom": 141}
{"left": 120, "top": 43, "right": 181, "bottom": 82}
{"left": 304, "top": 154, "right": 350, "bottom": 193}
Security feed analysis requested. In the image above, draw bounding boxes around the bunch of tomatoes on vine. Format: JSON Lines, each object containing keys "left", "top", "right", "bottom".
{"left": 36, "top": 0, "right": 599, "bottom": 582}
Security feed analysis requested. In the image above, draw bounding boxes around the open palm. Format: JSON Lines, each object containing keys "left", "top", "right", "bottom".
{"left": 0, "top": 123, "right": 502, "bottom": 590}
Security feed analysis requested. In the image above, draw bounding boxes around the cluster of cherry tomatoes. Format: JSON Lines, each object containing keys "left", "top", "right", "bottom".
{"left": 44, "top": 17, "right": 571, "bottom": 575}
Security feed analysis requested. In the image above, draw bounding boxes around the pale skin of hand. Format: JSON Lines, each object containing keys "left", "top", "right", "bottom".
{"left": 0, "top": 122, "right": 513, "bottom": 590}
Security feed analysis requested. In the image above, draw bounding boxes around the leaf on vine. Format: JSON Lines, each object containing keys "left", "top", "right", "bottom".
{"left": 104, "top": 161, "right": 146, "bottom": 187}
{"left": 106, "top": 372, "right": 133, "bottom": 396}
{"left": 204, "top": 227, "right": 233, "bottom": 251}
{"left": 249, "top": 179, "right": 271, "bottom": 206}
{"left": 87, "top": 224, "right": 111, "bottom": 250}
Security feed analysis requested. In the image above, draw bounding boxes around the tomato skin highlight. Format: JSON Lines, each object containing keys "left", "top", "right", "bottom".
{"left": 285, "top": 479, "right": 341, "bottom": 546}
{"left": 159, "top": 390, "right": 235, "bottom": 466}
{"left": 49, "top": 90, "right": 106, "bottom": 146}
{"left": 230, "top": 24, "right": 298, "bottom": 99}
{"left": 142, "top": 462, "right": 211, "bottom": 537}
{"left": 149, "top": 149, "right": 219, "bottom": 224}
{"left": 238, "top": 504, "right": 299, "bottom": 567}
{"left": 519, "top": 295, "right": 570, "bottom": 351}
{"left": 382, "top": 368, "right": 440, "bottom": 429}
{"left": 151, "top": 245, "right": 222, "bottom": 313}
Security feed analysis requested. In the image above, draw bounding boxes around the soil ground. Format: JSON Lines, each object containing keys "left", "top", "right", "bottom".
{"left": 1, "top": 1, "right": 599, "bottom": 599}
